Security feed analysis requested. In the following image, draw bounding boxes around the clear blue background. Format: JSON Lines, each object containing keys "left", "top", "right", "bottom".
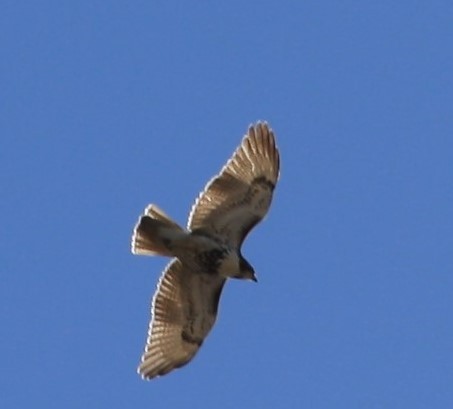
{"left": 2, "top": 1, "right": 452, "bottom": 408}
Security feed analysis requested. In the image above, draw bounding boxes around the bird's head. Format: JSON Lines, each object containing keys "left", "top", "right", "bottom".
{"left": 238, "top": 256, "right": 257, "bottom": 282}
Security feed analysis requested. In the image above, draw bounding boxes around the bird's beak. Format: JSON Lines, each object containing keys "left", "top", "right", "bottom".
{"left": 251, "top": 274, "right": 258, "bottom": 283}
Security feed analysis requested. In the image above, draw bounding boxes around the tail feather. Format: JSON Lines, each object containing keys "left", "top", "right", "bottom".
{"left": 144, "top": 204, "right": 182, "bottom": 230}
{"left": 131, "top": 204, "right": 185, "bottom": 257}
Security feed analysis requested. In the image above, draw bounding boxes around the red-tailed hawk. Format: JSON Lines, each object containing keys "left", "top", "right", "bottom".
{"left": 131, "top": 122, "right": 280, "bottom": 379}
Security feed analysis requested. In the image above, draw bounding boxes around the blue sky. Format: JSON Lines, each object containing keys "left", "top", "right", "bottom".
{"left": 2, "top": 1, "right": 452, "bottom": 407}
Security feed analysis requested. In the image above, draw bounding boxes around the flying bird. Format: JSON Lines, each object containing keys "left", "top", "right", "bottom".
{"left": 131, "top": 122, "right": 280, "bottom": 379}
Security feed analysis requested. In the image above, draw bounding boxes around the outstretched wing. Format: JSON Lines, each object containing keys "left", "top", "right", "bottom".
{"left": 188, "top": 122, "right": 280, "bottom": 247}
{"left": 138, "top": 259, "right": 225, "bottom": 379}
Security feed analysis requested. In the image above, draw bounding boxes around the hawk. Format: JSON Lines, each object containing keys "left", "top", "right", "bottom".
{"left": 131, "top": 122, "right": 280, "bottom": 379}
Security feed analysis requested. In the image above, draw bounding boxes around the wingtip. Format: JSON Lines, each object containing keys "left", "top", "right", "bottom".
{"left": 248, "top": 120, "right": 271, "bottom": 138}
{"left": 245, "top": 120, "right": 280, "bottom": 181}
{"left": 130, "top": 216, "right": 142, "bottom": 255}
{"left": 137, "top": 365, "right": 155, "bottom": 381}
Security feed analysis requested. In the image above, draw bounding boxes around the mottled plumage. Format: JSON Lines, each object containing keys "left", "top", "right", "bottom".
{"left": 131, "top": 122, "right": 280, "bottom": 379}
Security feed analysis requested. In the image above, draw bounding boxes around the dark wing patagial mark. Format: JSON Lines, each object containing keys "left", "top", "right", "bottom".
{"left": 235, "top": 175, "right": 277, "bottom": 244}
{"left": 253, "top": 175, "right": 276, "bottom": 190}
{"left": 236, "top": 214, "right": 261, "bottom": 248}
{"left": 178, "top": 275, "right": 225, "bottom": 354}
{"left": 137, "top": 259, "right": 226, "bottom": 380}
{"left": 181, "top": 331, "right": 204, "bottom": 347}
{"left": 209, "top": 280, "right": 224, "bottom": 316}
{"left": 187, "top": 122, "right": 280, "bottom": 248}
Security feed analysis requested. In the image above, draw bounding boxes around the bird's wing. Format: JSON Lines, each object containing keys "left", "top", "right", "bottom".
{"left": 138, "top": 259, "right": 225, "bottom": 379}
{"left": 188, "top": 122, "right": 280, "bottom": 247}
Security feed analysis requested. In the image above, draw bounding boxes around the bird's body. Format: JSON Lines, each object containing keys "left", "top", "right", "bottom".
{"left": 131, "top": 122, "right": 280, "bottom": 379}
